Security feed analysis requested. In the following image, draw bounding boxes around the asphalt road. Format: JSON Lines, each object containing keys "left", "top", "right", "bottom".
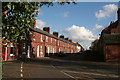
{"left": 2, "top": 57, "right": 120, "bottom": 80}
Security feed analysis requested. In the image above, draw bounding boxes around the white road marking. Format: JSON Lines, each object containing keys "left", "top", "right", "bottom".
{"left": 20, "top": 62, "right": 23, "bottom": 78}
{"left": 20, "top": 73, "right": 23, "bottom": 77}
{"left": 21, "top": 66, "right": 23, "bottom": 69}
{"left": 63, "top": 70, "right": 118, "bottom": 78}
{"left": 80, "top": 72, "right": 118, "bottom": 78}
{"left": 21, "top": 62, "right": 23, "bottom": 67}
{"left": 61, "top": 71, "right": 77, "bottom": 80}
{"left": 20, "top": 69, "right": 23, "bottom": 72}
{"left": 63, "top": 70, "right": 79, "bottom": 73}
{"left": 51, "top": 64, "right": 56, "bottom": 68}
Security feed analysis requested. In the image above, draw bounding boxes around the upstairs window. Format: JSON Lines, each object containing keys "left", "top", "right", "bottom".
{"left": 55, "top": 39, "right": 56, "bottom": 44}
{"left": 51, "top": 38, "right": 52, "bottom": 43}
{"left": 40, "top": 35, "right": 43, "bottom": 42}
{"left": 46, "top": 36, "right": 48, "bottom": 42}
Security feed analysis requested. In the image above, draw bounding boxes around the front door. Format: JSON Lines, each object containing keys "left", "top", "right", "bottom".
{"left": 37, "top": 45, "right": 40, "bottom": 57}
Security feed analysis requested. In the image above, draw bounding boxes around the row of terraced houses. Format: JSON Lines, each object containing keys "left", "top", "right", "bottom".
{"left": 2, "top": 21, "right": 84, "bottom": 61}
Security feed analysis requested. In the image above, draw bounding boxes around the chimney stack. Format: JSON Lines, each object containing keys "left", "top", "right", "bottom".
{"left": 43, "top": 27, "right": 50, "bottom": 33}
{"left": 69, "top": 39, "right": 72, "bottom": 42}
{"left": 53, "top": 32, "right": 59, "bottom": 37}
{"left": 65, "top": 38, "right": 69, "bottom": 41}
{"left": 60, "top": 35, "right": 64, "bottom": 39}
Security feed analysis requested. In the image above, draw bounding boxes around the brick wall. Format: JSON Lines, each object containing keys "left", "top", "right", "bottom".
{"left": 105, "top": 45, "right": 120, "bottom": 61}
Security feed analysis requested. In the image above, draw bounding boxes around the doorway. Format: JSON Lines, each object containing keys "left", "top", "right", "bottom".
{"left": 37, "top": 45, "right": 40, "bottom": 57}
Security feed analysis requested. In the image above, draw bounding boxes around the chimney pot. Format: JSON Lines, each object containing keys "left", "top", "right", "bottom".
{"left": 43, "top": 27, "right": 50, "bottom": 33}
{"left": 53, "top": 32, "right": 59, "bottom": 37}
{"left": 60, "top": 35, "right": 64, "bottom": 39}
{"left": 69, "top": 39, "right": 72, "bottom": 42}
{"left": 65, "top": 38, "right": 69, "bottom": 41}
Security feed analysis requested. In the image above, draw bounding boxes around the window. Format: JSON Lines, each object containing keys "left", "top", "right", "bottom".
{"left": 55, "top": 40, "right": 56, "bottom": 44}
{"left": 40, "top": 46, "right": 42, "bottom": 54}
{"left": 53, "top": 48, "right": 54, "bottom": 53}
{"left": 10, "top": 47, "right": 14, "bottom": 54}
{"left": 46, "top": 36, "right": 48, "bottom": 42}
{"left": 40, "top": 35, "right": 43, "bottom": 42}
{"left": 51, "top": 38, "right": 52, "bottom": 43}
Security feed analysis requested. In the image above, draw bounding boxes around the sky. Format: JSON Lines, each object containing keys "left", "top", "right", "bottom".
{"left": 36, "top": 2, "right": 119, "bottom": 50}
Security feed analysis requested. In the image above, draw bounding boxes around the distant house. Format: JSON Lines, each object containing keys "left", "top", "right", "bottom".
{"left": 99, "top": 7, "right": 120, "bottom": 61}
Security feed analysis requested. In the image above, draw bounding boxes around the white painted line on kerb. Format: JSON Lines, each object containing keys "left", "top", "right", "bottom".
{"left": 61, "top": 71, "right": 77, "bottom": 80}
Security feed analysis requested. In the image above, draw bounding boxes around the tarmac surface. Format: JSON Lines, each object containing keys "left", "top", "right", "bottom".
{"left": 2, "top": 55, "right": 120, "bottom": 80}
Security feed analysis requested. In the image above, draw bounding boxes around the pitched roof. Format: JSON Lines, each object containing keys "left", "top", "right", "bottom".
{"left": 30, "top": 27, "right": 77, "bottom": 46}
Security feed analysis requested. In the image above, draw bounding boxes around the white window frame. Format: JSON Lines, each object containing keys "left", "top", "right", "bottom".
{"left": 40, "top": 35, "right": 43, "bottom": 42}
{"left": 55, "top": 39, "right": 56, "bottom": 44}
{"left": 46, "top": 36, "right": 48, "bottom": 42}
{"left": 51, "top": 38, "right": 52, "bottom": 43}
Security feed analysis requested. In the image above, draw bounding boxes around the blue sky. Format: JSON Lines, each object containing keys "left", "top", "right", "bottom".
{"left": 36, "top": 2, "right": 119, "bottom": 49}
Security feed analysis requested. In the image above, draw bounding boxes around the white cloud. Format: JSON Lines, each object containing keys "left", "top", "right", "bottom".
{"left": 93, "top": 24, "right": 104, "bottom": 31}
{"left": 36, "top": 19, "right": 46, "bottom": 29}
{"left": 62, "top": 25, "right": 97, "bottom": 42}
{"left": 95, "top": 4, "right": 118, "bottom": 19}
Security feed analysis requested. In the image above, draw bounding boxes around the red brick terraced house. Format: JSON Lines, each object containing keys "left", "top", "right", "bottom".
{"left": 2, "top": 21, "right": 83, "bottom": 61}
{"left": 29, "top": 24, "right": 82, "bottom": 58}
{"left": 2, "top": 39, "right": 18, "bottom": 61}
{"left": 99, "top": 7, "right": 120, "bottom": 61}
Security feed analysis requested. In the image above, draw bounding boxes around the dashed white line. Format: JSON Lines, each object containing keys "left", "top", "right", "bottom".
{"left": 21, "top": 66, "right": 23, "bottom": 69}
{"left": 21, "top": 62, "right": 23, "bottom": 67}
{"left": 20, "top": 62, "right": 23, "bottom": 78}
{"left": 20, "top": 69, "right": 23, "bottom": 72}
{"left": 20, "top": 73, "right": 23, "bottom": 77}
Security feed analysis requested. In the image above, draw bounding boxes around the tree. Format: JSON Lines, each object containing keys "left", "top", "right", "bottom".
{"left": 89, "top": 39, "right": 99, "bottom": 52}
{"left": 2, "top": 2, "right": 76, "bottom": 57}
{"left": 2, "top": 2, "right": 76, "bottom": 43}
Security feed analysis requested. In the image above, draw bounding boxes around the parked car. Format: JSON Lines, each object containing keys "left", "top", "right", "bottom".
{"left": 58, "top": 51, "right": 66, "bottom": 57}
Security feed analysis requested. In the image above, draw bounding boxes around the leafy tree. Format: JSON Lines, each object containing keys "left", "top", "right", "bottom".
{"left": 2, "top": 2, "right": 76, "bottom": 43}
{"left": 2, "top": 2, "right": 76, "bottom": 56}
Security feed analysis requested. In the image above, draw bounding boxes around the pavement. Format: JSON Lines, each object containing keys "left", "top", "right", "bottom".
{"left": 2, "top": 56, "right": 120, "bottom": 80}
